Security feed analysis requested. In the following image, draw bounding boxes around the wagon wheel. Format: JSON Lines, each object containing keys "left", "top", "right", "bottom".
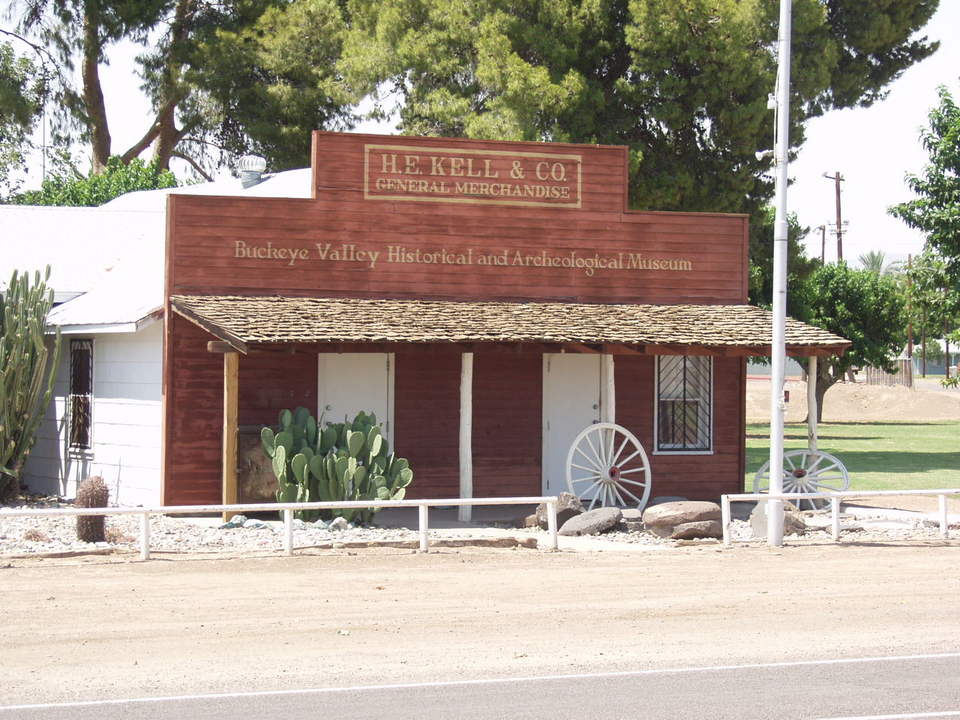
{"left": 753, "top": 449, "right": 850, "bottom": 511}
{"left": 565, "top": 423, "right": 652, "bottom": 511}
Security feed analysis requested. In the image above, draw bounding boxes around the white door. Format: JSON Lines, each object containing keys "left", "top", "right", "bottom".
{"left": 542, "top": 353, "right": 601, "bottom": 495}
{"left": 317, "top": 353, "right": 394, "bottom": 441}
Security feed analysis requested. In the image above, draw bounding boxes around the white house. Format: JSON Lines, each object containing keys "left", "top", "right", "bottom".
{"left": 2, "top": 167, "right": 309, "bottom": 505}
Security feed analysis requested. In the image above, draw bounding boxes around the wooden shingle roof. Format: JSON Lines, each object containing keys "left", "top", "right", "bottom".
{"left": 170, "top": 294, "right": 850, "bottom": 356}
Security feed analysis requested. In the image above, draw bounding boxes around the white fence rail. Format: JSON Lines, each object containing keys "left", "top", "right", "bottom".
{"left": 720, "top": 489, "right": 960, "bottom": 546}
{"left": 0, "top": 496, "right": 559, "bottom": 560}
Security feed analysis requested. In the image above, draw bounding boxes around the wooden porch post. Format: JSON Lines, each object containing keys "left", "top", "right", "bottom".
{"left": 807, "top": 355, "right": 818, "bottom": 452}
{"left": 459, "top": 352, "right": 474, "bottom": 523}
{"left": 223, "top": 351, "right": 239, "bottom": 521}
{"left": 600, "top": 354, "right": 616, "bottom": 424}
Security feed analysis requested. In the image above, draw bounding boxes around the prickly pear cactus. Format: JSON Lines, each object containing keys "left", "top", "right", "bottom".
{"left": 260, "top": 407, "right": 414, "bottom": 523}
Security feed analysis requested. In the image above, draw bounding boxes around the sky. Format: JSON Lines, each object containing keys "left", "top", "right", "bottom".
{"left": 8, "top": 2, "right": 960, "bottom": 267}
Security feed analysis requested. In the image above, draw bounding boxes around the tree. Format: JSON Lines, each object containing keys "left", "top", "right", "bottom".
{"left": 890, "top": 85, "right": 960, "bottom": 284}
{"left": 0, "top": 40, "right": 45, "bottom": 197}
{"left": 12, "top": 155, "right": 177, "bottom": 206}
{"left": 903, "top": 250, "right": 960, "bottom": 376}
{"left": 748, "top": 208, "right": 821, "bottom": 308}
{"left": 793, "top": 262, "right": 907, "bottom": 421}
{"left": 345, "top": 0, "right": 940, "bottom": 215}
{"left": 857, "top": 250, "right": 903, "bottom": 276}
{"left": 0, "top": 267, "right": 60, "bottom": 503}
{"left": 10, "top": 0, "right": 357, "bottom": 176}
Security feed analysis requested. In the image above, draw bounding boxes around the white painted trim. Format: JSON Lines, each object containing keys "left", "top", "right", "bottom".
{"left": 541, "top": 353, "right": 550, "bottom": 494}
{"left": 807, "top": 355, "right": 818, "bottom": 452}
{"left": 600, "top": 353, "right": 615, "bottom": 424}
{"left": 386, "top": 352, "right": 395, "bottom": 443}
{"left": 652, "top": 355, "right": 714, "bottom": 456}
{"left": 48, "top": 310, "right": 161, "bottom": 336}
{"left": 4, "top": 652, "right": 958, "bottom": 711}
{"left": 458, "top": 352, "right": 474, "bottom": 522}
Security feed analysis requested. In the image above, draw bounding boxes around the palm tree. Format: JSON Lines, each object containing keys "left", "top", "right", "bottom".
{"left": 858, "top": 250, "right": 904, "bottom": 276}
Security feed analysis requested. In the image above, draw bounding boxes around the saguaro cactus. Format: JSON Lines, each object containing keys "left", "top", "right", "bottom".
{"left": 0, "top": 268, "right": 61, "bottom": 503}
{"left": 75, "top": 475, "right": 109, "bottom": 543}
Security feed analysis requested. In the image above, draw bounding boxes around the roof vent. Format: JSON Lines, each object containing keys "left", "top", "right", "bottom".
{"left": 238, "top": 155, "right": 268, "bottom": 189}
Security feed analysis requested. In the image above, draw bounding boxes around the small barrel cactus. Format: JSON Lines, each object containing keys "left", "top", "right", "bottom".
{"left": 76, "top": 476, "right": 109, "bottom": 543}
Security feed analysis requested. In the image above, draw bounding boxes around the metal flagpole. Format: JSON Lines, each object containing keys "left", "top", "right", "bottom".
{"left": 768, "top": 0, "right": 793, "bottom": 546}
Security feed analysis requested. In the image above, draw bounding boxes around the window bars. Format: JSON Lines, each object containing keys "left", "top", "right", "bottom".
{"left": 656, "top": 356, "right": 712, "bottom": 452}
{"left": 69, "top": 339, "right": 93, "bottom": 451}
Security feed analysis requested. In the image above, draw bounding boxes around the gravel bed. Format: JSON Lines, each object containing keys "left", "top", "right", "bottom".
{"left": 0, "top": 507, "right": 421, "bottom": 557}
{"left": 2, "top": 505, "right": 955, "bottom": 557}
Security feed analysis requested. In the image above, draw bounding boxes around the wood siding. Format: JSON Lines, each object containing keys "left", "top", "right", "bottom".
{"left": 614, "top": 355, "right": 745, "bottom": 500}
{"left": 164, "top": 132, "right": 750, "bottom": 504}
{"left": 25, "top": 323, "right": 164, "bottom": 506}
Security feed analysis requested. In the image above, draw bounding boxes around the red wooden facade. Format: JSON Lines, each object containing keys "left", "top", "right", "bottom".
{"left": 163, "top": 132, "right": 751, "bottom": 506}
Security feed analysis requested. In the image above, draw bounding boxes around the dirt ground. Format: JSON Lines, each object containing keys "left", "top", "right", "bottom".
{"left": 2, "top": 542, "right": 959, "bottom": 705}
{"left": 746, "top": 377, "right": 960, "bottom": 423}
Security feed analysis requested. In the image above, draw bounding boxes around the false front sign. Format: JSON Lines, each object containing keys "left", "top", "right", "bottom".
{"left": 364, "top": 144, "right": 582, "bottom": 208}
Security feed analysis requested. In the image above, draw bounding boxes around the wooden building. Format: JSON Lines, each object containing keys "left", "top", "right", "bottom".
{"left": 163, "top": 132, "right": 847, "bottom": 509}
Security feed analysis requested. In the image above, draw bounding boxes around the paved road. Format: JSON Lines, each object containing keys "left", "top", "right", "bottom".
{"left": 3, "top": 653, "right": 959, "bottom": 720}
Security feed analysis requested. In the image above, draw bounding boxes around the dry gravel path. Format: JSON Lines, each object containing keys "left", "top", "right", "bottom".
{"left": 2, "top": 542, "right": 960, "bottom": 706}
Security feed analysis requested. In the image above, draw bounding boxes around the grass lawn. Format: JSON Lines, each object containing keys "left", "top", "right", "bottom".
{"left": 744, "top": 421, "right": 960, "bottom": 491}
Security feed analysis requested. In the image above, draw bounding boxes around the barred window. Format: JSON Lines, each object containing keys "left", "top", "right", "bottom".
{"left": 656, "top": 356, "right": 712, "bottom": 452}
{"left": 69, "top": 339, "right": 93, "bottom": 451}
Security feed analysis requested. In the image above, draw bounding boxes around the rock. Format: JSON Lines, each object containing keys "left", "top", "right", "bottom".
{"left": 615, "top": 520, "right": 644, "bottom": 533}
{"left": 669, "top": 520, "right": 723, "bottom": 540}
{"left": 647, "top": 496, "right": 689, "bottom": 507}
{"left": 242, "top": 518, "right": 270, "bottom": 530}
{"left": 749, "top": 502, "right": 806, "bottom": 538}
{"left": 313, "top": 518, "right": 329, "bottom": 529}
{"left": 219, "top": 514, "right": 247, "bottom": 529}
{"left": 329, "top": 517, "right": 349, "bottom": 532}
{"left": 620, "top": 509, "right": 644, "bottom": 522}
{"left": 536, "top": 492, "right": 584, "bottom": 529}
{"left": 642, "top": 501, "right": 721, "bottom": 529}
{"left": 292, "top": 519, "right": 307, "bottom": 530}
{"left": 522, "top": 513, "right": 540, "bottom": 528}
{"left": 559, "top": 507, "right": 622, "bottom": 536}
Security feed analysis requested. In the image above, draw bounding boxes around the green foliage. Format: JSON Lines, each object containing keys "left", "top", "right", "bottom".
{"left": 345, "top": 0, "right": 939, "bottom": 214}
{"left": 0, "top": 267, "right": 61, "bottom": 502}
{"left": 75, "top": 475, "right": 109, "bottom": 543}
{"left": 261, "top": 407, "right": 413, "bottom": 524}
{"left": 185, "top": 0, "right": 357, "bottom": 171}
{"left": 0, "top": 42, "right": 45, "bottom": 198}
{"left": 793, "top": 262, "right": 907, "bottom": 419}
{"left": 748, "top": 208, "right": 821, "bottom": 308}
{"left": 13, "top": 156, "right": 177, "bottom": 206}
{"left": 890, "top": 85, "right": 960, "bottom": 284}
{"left": 903, "top": 250, "right": 960, "bottom": 355}
{"left": 857, "top": 250, "right": 903, "bottom": 277}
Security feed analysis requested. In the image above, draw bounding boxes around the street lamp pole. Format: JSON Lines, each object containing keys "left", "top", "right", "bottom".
{"left": 767, "top": 0, "right": 793, "bottom": 547}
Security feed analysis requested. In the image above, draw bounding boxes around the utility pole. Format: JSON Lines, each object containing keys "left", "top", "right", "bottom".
{"left": 817, "top": 224, "right": 826, "bottom": 263}
{"left": 822, "top": 171, "right": 845, "bottom": 260}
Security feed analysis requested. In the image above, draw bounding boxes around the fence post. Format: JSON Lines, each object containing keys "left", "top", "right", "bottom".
{"left": 939, "top": 494, "right": 949, "bottom": 539}
{"left": 546, "top": 499, "right": 558, "bottom": 551}
{"left": 139, "top": 512, "right": 151, "bottom": 561}
{"left": 283, "top": 508, "right": 294, "bottom": 555}
{"left": 418, "top": 505, "right": 429, "bottom": 553}
{"left": 831, "top": 497, "right": 840, "bottom": 541}
{"left": 721, "top": 495, "right": 731, "bottom": 547}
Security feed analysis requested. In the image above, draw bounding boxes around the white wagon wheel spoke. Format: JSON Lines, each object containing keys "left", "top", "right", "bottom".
{"left": 565, "top": 423, "right": 653, "bottom": 510}
{"left": 754, "top": 450, "right": 850, "bottom": 512}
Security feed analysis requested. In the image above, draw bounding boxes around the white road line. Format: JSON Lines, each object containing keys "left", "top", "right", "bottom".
{"left": 818, "top": 713, "right": 960, "bottom": 719}
{"left": 2, "top": 651, "right": 959, "bottom": 712}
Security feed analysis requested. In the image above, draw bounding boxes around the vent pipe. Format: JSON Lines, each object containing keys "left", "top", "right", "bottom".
{"left": 239, "top": 155, "right": 267, "bottom": 188}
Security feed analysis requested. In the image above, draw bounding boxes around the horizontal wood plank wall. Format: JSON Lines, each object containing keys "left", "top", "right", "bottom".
{"left": 238, "top": 352, "right": 317, "bottom": 426}
{"left": 614, "top": 355, "right": 744, "bottom": 500}
{"left": 165, "top": 132, "right": 751, "bottom": 504}
{"left": 472, "top": 350, "right": 541, "bottom": 497}
{"left": 393, "top": 346, "right": 460, "bottom": 498}
{"left": 165, "top": 314, "right": 222, "bottom": 505}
